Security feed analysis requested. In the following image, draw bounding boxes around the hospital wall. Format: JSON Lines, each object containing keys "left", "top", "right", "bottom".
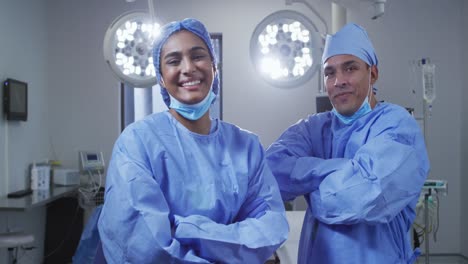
{"left": 461, "top": 0, "right": 468, "bottom": 258}
{"left": 0, "top": 0, "right": 465, "bottom": 261}
{"left": 0, "top": 0, "right": 50, "bottom": 263}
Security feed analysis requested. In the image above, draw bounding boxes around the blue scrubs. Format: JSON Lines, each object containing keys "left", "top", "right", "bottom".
{"left": 98, "top": 111, "right": 288, "bottom": 264}
{"left": 266, "top": 103, "right": 429, "bottom": 264}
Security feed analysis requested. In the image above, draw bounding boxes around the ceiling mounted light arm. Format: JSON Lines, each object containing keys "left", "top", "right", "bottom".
{"left": 148, "top": 0, "right": 157, "bottom": 23}
{"left": 103, "top": 11, "right": 161, "bottom": 88}
{"left": 285, "top": 0, "right": 329, "bottom": 34}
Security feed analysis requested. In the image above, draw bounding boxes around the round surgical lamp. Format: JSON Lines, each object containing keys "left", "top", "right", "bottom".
{"left": 103, "top": 11, "right": 160, "bottom": 88}
{"left": 250, "top": 10, "right": 322, "bottom": 88}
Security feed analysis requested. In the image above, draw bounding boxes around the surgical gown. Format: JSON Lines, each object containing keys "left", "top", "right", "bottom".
{"left": 98, "top": 111, "right": 288, "bottom": 264}
{"left": 266, "top": 102, "right": 429, "bottom": 264}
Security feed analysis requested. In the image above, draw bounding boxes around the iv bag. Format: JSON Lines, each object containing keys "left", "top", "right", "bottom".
{"left": 422, "top": 63, "right": 436, "bottom": 103}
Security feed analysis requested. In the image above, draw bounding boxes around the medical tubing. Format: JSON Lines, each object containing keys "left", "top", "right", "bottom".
{"left": 78, "top": 170, "right": 102, "bottom": 208}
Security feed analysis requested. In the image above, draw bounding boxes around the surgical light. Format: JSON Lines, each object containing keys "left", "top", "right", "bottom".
{"left": 103, "top": 11, "right": 160, "bottom": 88}
{"left": 250, "top": 10, "right": 321, "bottom": 88}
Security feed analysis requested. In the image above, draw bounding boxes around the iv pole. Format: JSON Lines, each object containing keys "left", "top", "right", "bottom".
{"left": 424, "top": 187, "right": 430, "bottom": 264}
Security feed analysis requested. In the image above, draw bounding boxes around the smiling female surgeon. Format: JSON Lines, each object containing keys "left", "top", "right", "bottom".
{"left": 97, "top": 18, "right": 288, "bottom": 264}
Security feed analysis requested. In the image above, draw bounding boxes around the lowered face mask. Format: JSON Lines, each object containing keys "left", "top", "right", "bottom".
{"left": 332, "top": 96, "right": 371, "bottom": 125}
{"left": 169, "top": 90, "right": 216, "bottom": 120}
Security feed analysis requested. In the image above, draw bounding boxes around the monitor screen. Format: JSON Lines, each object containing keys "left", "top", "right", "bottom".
{"left": 3, "top": 78, "right": 28, "bottom": 121}
{"left": 316, "top": 95, "right": 333, "bottom": 113}
{"left": 87, "top": 154, "right": 98, "bottom": 161}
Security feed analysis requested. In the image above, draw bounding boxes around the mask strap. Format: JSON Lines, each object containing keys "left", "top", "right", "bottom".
{"left": 367, "top": 67, "right": 373, "bottom": 104}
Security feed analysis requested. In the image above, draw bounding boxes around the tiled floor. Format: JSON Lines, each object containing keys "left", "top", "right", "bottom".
{"left": 416, "top": 255, "right": 468, "bottom": 264}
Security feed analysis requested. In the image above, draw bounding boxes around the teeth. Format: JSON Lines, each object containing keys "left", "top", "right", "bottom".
{"left": 182, "top": 80, "right": 200, "bottom": 86}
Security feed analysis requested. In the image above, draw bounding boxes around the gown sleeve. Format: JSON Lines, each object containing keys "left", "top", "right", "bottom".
{"left": 266, "top": 110, "right": 429, "bottom": 225}
{"left": 265, "top": 115, "right": 339, "bottom": 202}
{"left": 98, "top": 131, "right": 211, "bottom": 264}
{"left": 173, "top": 140, "right": 289, "bottom": 264}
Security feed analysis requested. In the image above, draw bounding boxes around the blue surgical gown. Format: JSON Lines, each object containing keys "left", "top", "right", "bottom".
{"left": 266, "top": 102, "right": 429, "bottom": 264}
{"left": 98, "top": 111, "right": 288, "bottom": 264}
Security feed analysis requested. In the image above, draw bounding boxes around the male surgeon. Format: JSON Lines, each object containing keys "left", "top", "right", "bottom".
{"left": 266, "top": 23, "right": 429, "bottom": 263}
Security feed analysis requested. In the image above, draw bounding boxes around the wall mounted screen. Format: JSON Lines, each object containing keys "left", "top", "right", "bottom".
{"left": 3, "top": 78, "right": 28, "bottom": 121}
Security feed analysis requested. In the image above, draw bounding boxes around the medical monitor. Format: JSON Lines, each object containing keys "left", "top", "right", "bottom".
{"left": 79, "top": 151, "right": 105, "bottom": 173}
{"left": 316, "top": 95, "right": 333, "bottom": 113}
{"left": 3, "top": 78, "right": 28, "bottom": 121}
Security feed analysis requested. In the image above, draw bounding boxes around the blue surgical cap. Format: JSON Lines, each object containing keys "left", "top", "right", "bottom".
{"left": 152, "top": 18, "right": 219, "bottom": 107}
{"left": 322, "top": 23, "right": 378, "bottom": 66}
